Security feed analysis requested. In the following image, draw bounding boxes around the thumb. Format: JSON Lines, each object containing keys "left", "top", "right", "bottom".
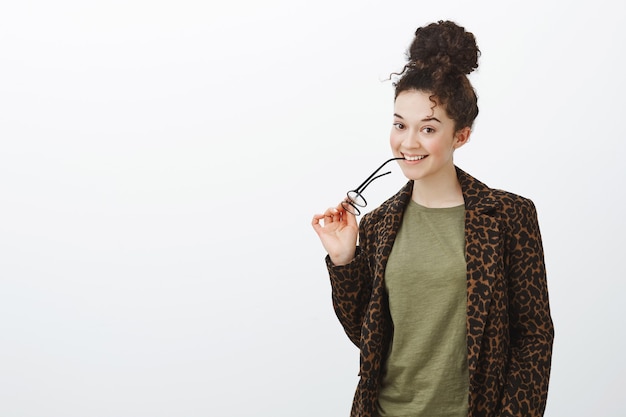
{"left": 346, "top": 209, "right": 358, "bottom": 227}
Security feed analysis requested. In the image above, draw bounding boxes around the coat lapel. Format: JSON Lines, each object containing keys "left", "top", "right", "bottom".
{"left": 457, "top": 168, "right": 501, "bottom": 380}
{"left": 363, "top": 182, "right": 413, "bottom": 379}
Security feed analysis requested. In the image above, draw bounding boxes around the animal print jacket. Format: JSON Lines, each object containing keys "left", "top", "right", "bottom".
{"left": 326, "top": 167, "right": 554, "bottom": 417}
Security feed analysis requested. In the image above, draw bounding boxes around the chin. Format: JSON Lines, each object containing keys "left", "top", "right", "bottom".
{"left": 400, "top": 166, "right": 427, "bottom": 181}
{"left": 401, "top": 172, "right": 426, "bottom": 182}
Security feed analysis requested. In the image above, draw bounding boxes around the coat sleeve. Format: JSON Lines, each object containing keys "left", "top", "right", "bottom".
{"left": 326, "top": 217, "right": 374, "bottom": 348}
{"left": 500, "top": 199, "right": 554, "bottom": 416}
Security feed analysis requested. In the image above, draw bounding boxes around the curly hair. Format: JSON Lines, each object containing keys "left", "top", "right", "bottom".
{"left": 393, "top": 20, "right": 480, "bottom": 131}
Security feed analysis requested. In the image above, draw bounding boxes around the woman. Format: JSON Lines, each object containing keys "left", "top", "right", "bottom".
{"left": 311, "top": 21, "right": 554, "bottom": 417}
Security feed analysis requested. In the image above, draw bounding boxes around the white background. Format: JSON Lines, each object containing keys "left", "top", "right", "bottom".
{"left": 1, "top": 1, "right": 625, "bottom": 416}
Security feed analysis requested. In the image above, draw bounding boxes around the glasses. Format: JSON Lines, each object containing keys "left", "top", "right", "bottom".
{"left": 341, "top": 157, "right": 405, "bottom": 216}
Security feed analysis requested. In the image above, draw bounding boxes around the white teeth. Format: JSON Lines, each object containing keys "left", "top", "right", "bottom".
{"left": 404, "top": 155, "right": 426, "bottom": 161}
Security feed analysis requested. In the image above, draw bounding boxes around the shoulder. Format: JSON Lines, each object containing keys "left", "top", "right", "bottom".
{"left": 457, "top": 166, "right": 538, "bottom": 217}
{"left": 492, "top": 188, "right": 537, "bottom": 212}
{"left": 491, "top": 189, "right": 541, "bottom": 235}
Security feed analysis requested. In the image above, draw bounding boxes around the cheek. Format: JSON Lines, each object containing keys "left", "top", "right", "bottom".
{"left": 389, "top": 131, "right": 401, "bottom": 148}
{"left": 427, "top": 137, "right": 455, "bottom": 154}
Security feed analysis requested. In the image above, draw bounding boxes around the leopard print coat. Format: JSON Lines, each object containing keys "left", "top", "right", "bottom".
{"left": 326, "top": 167, "right": 554, "bottom": 417}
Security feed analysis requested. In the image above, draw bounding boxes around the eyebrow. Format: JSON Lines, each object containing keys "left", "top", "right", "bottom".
{"left": 393, "top": 113, "right": 442, "bottom": 123}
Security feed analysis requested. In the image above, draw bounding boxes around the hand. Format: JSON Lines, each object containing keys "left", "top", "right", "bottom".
{"left": 311, "top": 201, "right": 358, "bottom": 266}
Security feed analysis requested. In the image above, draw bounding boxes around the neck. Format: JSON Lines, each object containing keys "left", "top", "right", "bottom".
{"left": 411, "top": 165, "right": 464, "bottom": 208}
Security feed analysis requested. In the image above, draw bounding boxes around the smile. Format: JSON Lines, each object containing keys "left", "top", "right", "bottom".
{"left": 403, "top": 155, "right": 427, "bottom": 161}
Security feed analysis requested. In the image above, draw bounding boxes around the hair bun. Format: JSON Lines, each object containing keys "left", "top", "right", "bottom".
{"left": 407, "top": 20, "right": 479, "bottom": 75}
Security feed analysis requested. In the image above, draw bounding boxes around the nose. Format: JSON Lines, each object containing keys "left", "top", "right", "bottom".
{"left": 403, "top": 129, "right": 421, "bottom": 148}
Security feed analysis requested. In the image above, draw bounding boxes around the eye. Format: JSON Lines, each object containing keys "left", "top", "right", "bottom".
{"left": 393, "top": 122, "right": 405, "bottom": 130}
{"left": 422, "top": 126, "right": 435, "bottom": 134}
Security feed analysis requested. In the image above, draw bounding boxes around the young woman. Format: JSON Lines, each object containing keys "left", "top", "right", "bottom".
{"left": 311, "top": 21, "right": 554, "bottom": 417}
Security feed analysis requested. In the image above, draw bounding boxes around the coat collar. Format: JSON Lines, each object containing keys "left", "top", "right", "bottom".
{"left": 456, "top": 166, "right": 501, "bottom": 214}
{"left": 372, "top": 166, "right": 500, "bottom": 219}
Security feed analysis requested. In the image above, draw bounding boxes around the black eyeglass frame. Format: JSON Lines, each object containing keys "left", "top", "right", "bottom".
{"left": 341, "top": 157, "right": 405, "bottom": 216}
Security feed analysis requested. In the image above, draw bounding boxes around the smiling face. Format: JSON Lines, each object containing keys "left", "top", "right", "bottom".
{"left": 390, "top": 89, "right": 470, "bottom": 184}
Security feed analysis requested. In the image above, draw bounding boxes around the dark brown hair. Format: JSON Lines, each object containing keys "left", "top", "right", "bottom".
{"left": 393, "top": 20, "right": 480, "bottom": 131}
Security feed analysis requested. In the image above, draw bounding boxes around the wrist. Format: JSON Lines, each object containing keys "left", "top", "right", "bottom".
{"left": 329, "top": 250, "right": 356, "bottom": 266}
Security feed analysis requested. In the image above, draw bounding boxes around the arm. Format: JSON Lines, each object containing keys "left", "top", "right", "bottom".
{"left": 326, "top": 244, "right": 372, "bottom": 347}
{"left": 312, "top": 204, "right": 372, "bottom": 347}
{"left": 500, "top": 199, "right": 554, "bottom": 416}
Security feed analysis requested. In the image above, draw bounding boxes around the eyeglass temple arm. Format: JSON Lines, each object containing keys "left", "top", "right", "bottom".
{"left": 353, "top": 157, "right": 405, "bottom": 193}
{"left": 356, "top": 171, "right": 391, "bottom": 194}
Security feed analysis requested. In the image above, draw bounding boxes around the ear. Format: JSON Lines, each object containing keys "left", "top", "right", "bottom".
{"left": 453, "top": 127, "right": 471, "bottom": 149}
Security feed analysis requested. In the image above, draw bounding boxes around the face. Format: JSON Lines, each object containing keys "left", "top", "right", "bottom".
{"left": 390, "top": 89, "right": 470, "bottom": 183}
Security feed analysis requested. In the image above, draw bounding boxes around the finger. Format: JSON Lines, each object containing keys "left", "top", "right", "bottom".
{"left": 312, "top": 213, "right": 327, "bottom": 222}
{"left": 313, "top": 209, "right": 336, "bottom": 226}
{"left": 335, "top": 201, "right": 354, "bottom": 222}
{"left": 311, "top": 215, "right": 323, "bottom": 233}
{"left": 344, "top": 206, "right": 358, "bottom": 227}
{"left": 323, "top": 207, "right": 336, "bottom": 217}
{"left": 330, "top": 207, "right": 342, "bottom": 223}
{"left": 312, "top": 212, "right": 333, "bottom": 231}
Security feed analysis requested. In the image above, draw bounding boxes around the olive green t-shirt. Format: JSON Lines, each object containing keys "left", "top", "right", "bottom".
{"left": 377, "top": 201, "right": 468, "bottom": 417}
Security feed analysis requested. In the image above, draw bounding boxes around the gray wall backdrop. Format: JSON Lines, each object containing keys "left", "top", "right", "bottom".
{"left": 1, "top": 0, "right": 624, "bottom": 416}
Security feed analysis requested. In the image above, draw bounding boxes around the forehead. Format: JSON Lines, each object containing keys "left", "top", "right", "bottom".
{"left": 394, "top": 90, "right": 448, "bottom": 121}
